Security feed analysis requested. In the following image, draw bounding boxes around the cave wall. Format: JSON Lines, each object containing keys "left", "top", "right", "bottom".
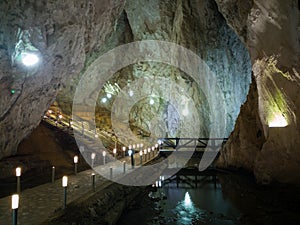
{"left": 1, "top": 0, "right": 299, "bottom": 186}
{"left": 0, "top": 0, "right": 125, "bottom": 159}
{"left": 56, "top": 0, "right": 251, "bottom": 145}
{"left": 216, "top": 0, "right": 300, "bottom": 184}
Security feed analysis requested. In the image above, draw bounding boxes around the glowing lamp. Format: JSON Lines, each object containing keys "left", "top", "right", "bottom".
{"left": 74, "top": 156, "right": 78, "bottom": 164}
{"left": 129, "top": 90, "right": 134, "bottom": 97}
{"left": 21, "top": 52, "right": 39, "bottom": 66}
{"left": 140, "top": 143, "right": 144, "bottom": 148}
{"left": 102, "top": 151, "right": 106, "bottom": 157}
{"left": 155, "top": 143, "right": 158, "bottom": 148}
{"left": 133, "top": 144, "right": 136, "bottom": 149}
{"left": 91, "top": 153, "right": 96, "bottom": 160}
{"left": 101, "top": 97, "right": 107, "bottom": 103}
{"left": 139, "top": 150, "right": 143, "bottom": 156}
{"left": 11, "top": 194, "right": 19, "bottom": 209}
{"left": 149, "top": 98, "right": 154, "bottom": 105}
{"left": 152, "top": 146, "right": 155, "bottom": 151}
{"left": 182, "top": 108, "right": 189, "bottom": 116}
{"left": 113, "top": 148, "right": 117, "bottom": 154}
{"left": 62, "top": 176, "right": 68, "bottom": 187}
{"left": 144, "top": 149, "right": 147, "bottom": 155}
{"left": 122, "top": 146, "right": 126, "bottom": 151}
{"left": 16, "top": 167, "right": 21, "bottom": 177}
{"left": 148, "top": 148, "right": 151, "bottom": 153}
{"left": 269, "top": 114, "right": 288, "bottom": 127}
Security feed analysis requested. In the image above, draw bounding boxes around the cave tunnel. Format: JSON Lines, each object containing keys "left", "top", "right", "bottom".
{"left": 0, "top": 0, "right": 300, "bottom": 224}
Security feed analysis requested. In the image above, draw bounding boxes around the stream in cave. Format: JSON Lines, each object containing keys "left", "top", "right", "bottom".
{"left": 116, "top": 172, "right": 300, "bottom": 225}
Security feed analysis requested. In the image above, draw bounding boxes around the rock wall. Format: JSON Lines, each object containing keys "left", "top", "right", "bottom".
{"left": 216, "top": 0, "right": 300, "bottom": 184}
{"left": 56, "top": 0, "right": 251, "bottom": 145}
{"left": 0, "top": 0, "right": 125, "bottom": 159}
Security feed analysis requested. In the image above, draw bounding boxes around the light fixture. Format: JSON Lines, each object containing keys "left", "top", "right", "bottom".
{"left": 62, "top": 176, "right": 68, "bottom": 187}
{"left": 107, "top": 93, "right": 112, "bottom": 99}
{"left": 62, "top": 176, "right": 68, "bottom": 209}
{"left": 101, "top": 97, "right": 107, "bottom": 103}
{"left": 16, "top": 167, "right": 21, "bottom": 177}
{"left": 139, "top": 150, "right": 143, "bottom": 156}
{"left": 182, "top": 108, "right": 189, "bottom": 116}
{"left": 12, "top": 194, "right": 19, "bottom": 210}
{"left": 113, "top": 148, "right": 117, "bottom": 155}
{"left": 155, "top": 143, "right": 158, "bottom": 148}
{"left": 269, "top": 113, "right": 288, "bottom": 127}
{"left": 74, "top": 156, "right": 78, "bottom": 164}
{"left": 102, "top": 151, "right": 106, "bottom": 165}
{"left": 150, "top": 98, "right": 154, "bottom": 105}
{"left": 52, "top": 166, "right": 55, "bottom": 183}
{"left": 91, "top": 153, "right": 96, "bottom": 160}
{"left": 21, "top": 52, "right": 39, "bottom": 66}
{"left": 129, "top": 90, "right": 134, "bottom": 97}
{"left": 16, "top": 167, "right": 21, "bottom": 193}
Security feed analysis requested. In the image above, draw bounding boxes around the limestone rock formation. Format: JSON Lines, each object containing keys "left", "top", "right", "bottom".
{"left": 1, "top": 0, "right": 299, "bottom": 186}
{"left": 56, "top": 0, "right": 251, "bottom": 146}
{"left": 0, "top": 0, "right": 125, "bottom": 158}
{"left": 216, "top": 0, "right": 300, "bottom": 184}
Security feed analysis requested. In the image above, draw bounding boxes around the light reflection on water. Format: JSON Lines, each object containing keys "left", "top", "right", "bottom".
{"left": 117, "top": 174, "right": 300, "bottom": 225}
{"left": 117, "top": 176, "right": 239, "bottom": 225}
{"left": 148, "top": 183, "right": 238, "bottom": 225}
{"left": 173, "top": 192, "right": 201, "bottom": 225}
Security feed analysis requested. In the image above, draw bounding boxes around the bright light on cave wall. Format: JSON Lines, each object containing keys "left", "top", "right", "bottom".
{"left": 268, "top": 113, "right": 288, "bottom": 128}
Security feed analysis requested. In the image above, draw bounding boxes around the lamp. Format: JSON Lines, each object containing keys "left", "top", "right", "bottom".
{"left": 122, "top": 146, "right": 126, "bottom": 157}
{"left": 21, "top": 52, "right": 39, "bottom": 66}
{"left": 74, "top": 156, "right": 78, "bottom": 175}
{"left": 52, "top": 166, "right": 55, "bottom": 183}
{"left": 12, "top": 194, "right": 19, "bottom": 225}
{"left": 91, "top": 153, "right": 96, "bottom": 168}
{"left": 128, "top": 150, "right": 134, "bottom": 168}
{"left": 140, "top": 150, "right": 143, "bottom": 165}
{"left": 113, "top": 148, "right": 117, "bottom": 158}
{"left": 102, "top": 151, "right": 106, "bottom": 165}
{"left": 15, "top": 167, "right": 21, "bottom": 193}
{"left": 62, "top": 176, "right": 68, "bottom": 209}
{"left": 91, "top": 173, "right": 95, "bottom": 191}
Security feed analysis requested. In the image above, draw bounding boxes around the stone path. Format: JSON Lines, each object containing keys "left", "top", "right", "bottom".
{"left": 0, "top": 152, "right": 158, "bottom": 225}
